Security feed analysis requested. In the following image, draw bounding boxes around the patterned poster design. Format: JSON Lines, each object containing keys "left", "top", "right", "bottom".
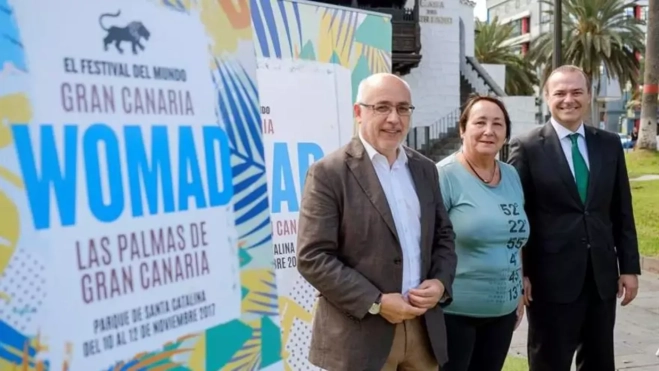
{"left": 250, "top": 1, "right": 392, "bottom": 370}
{"left": 0, "top": 0, "right": 282, "bottom": 370}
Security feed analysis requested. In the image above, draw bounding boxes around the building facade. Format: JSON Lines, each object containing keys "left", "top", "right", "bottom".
{"left": 486, "top": 0, "right": 648, "bottom": 131}
{"left": 486, "top": 0, "right": 648, "bottom": 53}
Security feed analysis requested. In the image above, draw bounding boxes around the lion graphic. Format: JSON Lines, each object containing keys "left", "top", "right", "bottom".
{"left": 99, "top": 10, "right": 151, "bottom": 55}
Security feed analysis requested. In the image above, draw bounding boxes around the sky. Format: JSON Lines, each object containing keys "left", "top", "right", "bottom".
{"left": 474, "top": 0, "right": 488, "bottom": 21}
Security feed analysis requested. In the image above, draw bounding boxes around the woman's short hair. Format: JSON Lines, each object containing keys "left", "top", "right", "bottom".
{"left": 458, "top": 94, "right": 512, "bottom": 140}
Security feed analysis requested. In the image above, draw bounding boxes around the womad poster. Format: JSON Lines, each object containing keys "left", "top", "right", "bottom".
{"left": 250, "top": 0, "right": 392, "bottom": 369}
{"left": 0, "top": 0, "right": 282, "bottom": 370}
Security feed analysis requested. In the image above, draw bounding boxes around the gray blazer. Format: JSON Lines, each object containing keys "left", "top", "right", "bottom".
{"left": 296, "top": 137, "right": 457, "bottom": 370}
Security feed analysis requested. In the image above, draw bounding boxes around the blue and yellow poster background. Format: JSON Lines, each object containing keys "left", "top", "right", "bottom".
{"left": 0, "top": 0, "right": 282, "bottom": 369}
{"left": 250, "top": 1, "right": 392, "bottom": 370}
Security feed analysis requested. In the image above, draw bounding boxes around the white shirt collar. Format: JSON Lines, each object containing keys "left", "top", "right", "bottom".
{"left": 551, "top": 118, "right": 586, "bottom": 140}
{"left": 358, "top": 132, "right": 408, "bottom": 164}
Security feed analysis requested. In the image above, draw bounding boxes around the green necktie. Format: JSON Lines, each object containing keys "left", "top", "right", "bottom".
{"left": 568, "top": 133, "right": 589, "bottom": 203}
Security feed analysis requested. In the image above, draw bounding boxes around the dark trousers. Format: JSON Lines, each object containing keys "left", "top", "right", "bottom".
{"left": 527, "top": 258, "right": 617, "bottom": 371}
{"left": 442, "top": 310, "right": 517, "bottom": 371}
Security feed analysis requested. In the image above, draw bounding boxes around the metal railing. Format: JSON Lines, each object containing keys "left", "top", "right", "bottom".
{"left": 465, "top": 56, "right": 507, "bottom": 97}
{"left": 406, "top": 110, "right": 515, "bottom": 162}
{"left": 427, "top": 108, "right": 461, "bottom": 141}
{"left": 406, "top": 108, "right": 462, "bottom": 152}
{"left": 405, "top": 57, "right": 511, "bottom": 157}
{"left": 406, "top": 126, "right": 430, "bottom": 153}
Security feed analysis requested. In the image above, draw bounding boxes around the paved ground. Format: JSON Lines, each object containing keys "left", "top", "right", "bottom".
{"left": 630, "top": 175, "right": 659, "bottom": 182}
{"left": 508, "top": 271, "right": 659, "bottom": 370}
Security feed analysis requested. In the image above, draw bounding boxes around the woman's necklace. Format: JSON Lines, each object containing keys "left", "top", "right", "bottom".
{"left": 463, "top": 153, "right": 497, "bottom": 184}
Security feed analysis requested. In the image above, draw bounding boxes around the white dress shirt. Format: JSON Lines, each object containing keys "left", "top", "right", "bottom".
{"left": 551, "top": 119, "right": 590, "bottom": 178}
{"left": 359, "top": 134, "right": 421, "bottom": 296}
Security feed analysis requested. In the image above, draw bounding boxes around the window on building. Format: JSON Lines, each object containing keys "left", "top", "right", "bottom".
{"left": 489, "top": 4, "right": 502, "bottom": 20}
{"left": 522, "top": 16, "right": 529, "bottom": 33}
{"left": 510, "top": 18, "right": 522, "bottom": 37}
{"left": 641, "top": 6, "right": 648, "bottom": 21}
{"left": 489, "top": 0, "right": 515, "bottom": 20}
{"left": 624, "top": 7, "right": 635, "bottom": 18}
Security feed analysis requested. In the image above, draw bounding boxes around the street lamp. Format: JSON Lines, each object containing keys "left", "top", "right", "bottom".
{"left": 552, "top": 0, "right": 562, "bottom": 69}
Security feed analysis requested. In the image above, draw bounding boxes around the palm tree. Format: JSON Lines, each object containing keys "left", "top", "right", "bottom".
{"left": 475, "top": 17, "right": 539, "bottom": 96}
{"left": 638, "top": 0, "right": 658, "bottom": 150}
{"left": 528, "top": 0, "right": 645, "bottom": 95}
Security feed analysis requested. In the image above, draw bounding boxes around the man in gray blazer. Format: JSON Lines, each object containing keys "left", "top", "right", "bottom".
{"left": 296, "top": 73, "right": 457, "bottom": 371}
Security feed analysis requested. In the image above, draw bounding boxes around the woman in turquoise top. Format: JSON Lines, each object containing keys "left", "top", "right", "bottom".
{"left": 437, "top": 95, "right": 531, "bottom": 371}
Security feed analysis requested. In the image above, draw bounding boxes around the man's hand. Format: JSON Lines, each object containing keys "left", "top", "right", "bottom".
{"left": 380, "top": 293, "right": 427, "bottom": 324}
{"left": 408, "top": 279, "right": 445, "bottom": 309}
{"left": 514, "top": 297, "right": 525, "bottom": 330}
{"left": 523, "top": 277, "right": 532, "bottom": 306}
{"left": 618, "top": 274, "right": 639, "bottom": 306}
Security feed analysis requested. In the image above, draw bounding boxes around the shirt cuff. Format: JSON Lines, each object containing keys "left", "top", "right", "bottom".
{"left": 439, "top": 291, "right": 450, "bottom": 303}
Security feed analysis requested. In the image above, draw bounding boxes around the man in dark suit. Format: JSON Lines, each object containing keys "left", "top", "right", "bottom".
{"left": 508, "top": 65, "right": 641, "bottom": 371}
{"left": 296, "top": 73, "right": 457, "bottom": 370}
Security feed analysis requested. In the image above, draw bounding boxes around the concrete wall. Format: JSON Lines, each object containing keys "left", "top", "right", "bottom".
{"left": 458, "top": 1, "right": 475, "bottom": 57}
{"left": 502, "top": 96, "right": 538, "bottom": 139}
{"left": 400, "top": 0, "right": 527, "bottom": 137}
{"left": 403, "top": 0, "right": 462, "bottom": 128}
{"left": 481, "top": 63, "right": 506, "bottom": 90}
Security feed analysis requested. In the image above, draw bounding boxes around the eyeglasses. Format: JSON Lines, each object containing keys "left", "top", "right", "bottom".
{"left": 359, "top": 103, "right": 415, "bottom": 116}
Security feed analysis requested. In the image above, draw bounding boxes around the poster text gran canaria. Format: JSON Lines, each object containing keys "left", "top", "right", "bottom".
{"left": 0, "top": 0, "right": 391, "bottom": 369}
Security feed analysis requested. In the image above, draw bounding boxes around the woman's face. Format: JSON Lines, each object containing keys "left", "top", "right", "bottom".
{"left": 461, "top": 100, "right": 508, "bottom": 157}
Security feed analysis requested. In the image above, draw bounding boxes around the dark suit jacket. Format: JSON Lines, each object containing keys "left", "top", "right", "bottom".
{"left": 296, "top": 137, "right": 457, "bottom": 370}
{"left": 507, "top": 122, "right": 640, "bottom": 303}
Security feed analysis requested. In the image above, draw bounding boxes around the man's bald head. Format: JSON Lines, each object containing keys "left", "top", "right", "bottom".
{"left": 353, "top": 73, "right": 413, "bottom": 164}
{"left": 355, "top": 73, "right": 412, "bottom": 104}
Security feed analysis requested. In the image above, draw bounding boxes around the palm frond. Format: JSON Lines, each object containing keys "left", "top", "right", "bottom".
{"left": 251, "top": 0, "right": 304, "bottom": 59}
{"left": 529, "top": 0, "right": 645, "bottom": 89}
{"left": 213, "top": 58, "right": 272, "bottom": 254}
{"left": 0, "top": 0, "right": 27, "bottom": 71}
{"left": 475, "top": 17, "right": 539, "bottom": 95}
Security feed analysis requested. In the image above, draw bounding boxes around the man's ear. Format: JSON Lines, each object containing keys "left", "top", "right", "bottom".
{"left": 353, "top": 103, "right": 361, "bottom": 121}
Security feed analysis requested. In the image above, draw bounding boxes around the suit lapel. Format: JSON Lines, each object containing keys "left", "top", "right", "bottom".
{"left": 405, "top": 149, "right": 432, "bottom": 204}
{"left": 405, "top": 148, "right": 432, "bottom": 261}
{"left": 345, "top": 138, "right": 400, "bottom": 243}
{"left": 584, "top": 126, "right": 601, "bottom": 205}
{"left": 540, "top": 123, "right": 583, "bottom": 206}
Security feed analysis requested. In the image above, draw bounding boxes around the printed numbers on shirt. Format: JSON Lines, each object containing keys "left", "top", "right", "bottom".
{"left": 508, "top": 269, "right": 520, "bottom": 284}
{"left": 499, "top": 203, "right": 521, "bottom": 216}
{"left": 508, "top": 219, "right": 527, "bottom": 233}
{"left": 508, "top": 270, "right": 523, "bottom": 301}
{"left": 501, "top": 203, "right": 527, "bottom": 234}
{"left": 506, "top": 237, "right": 525, "bottom": 249}
{"left": 509, "top": 251, "right": 519, "bottom": 264}
{"left": 508, "top": 281, "right": 523, "bottom": 301}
